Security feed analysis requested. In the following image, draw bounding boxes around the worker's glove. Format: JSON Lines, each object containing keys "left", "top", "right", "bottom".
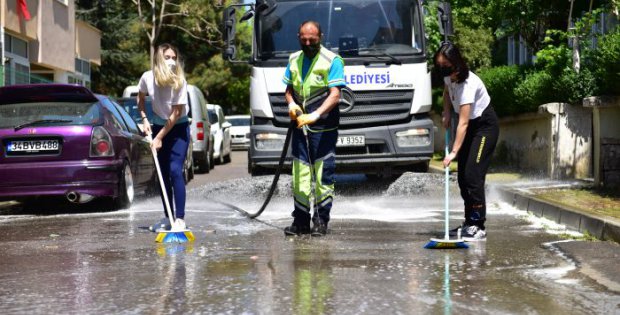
{"left": 288, "top": 102, "right": 303, "bottom": 120}
{"left": 297, "top": 112, "right": 320, "bottom": 128}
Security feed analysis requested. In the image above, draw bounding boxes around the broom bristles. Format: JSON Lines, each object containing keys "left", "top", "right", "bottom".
{"left": 424, "top": 239, "right": 468, "bottom": 249}
{"left": 155, "top": 230, "right": 195, "bottom": 243}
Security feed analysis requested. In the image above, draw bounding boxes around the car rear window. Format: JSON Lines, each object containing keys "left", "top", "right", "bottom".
{"left": 208, "top": 110, "right": 218, "bottom": 124}
{"left": 0, "top": 102, "right": 101, "bottom": 129}
{"left": 229, "top": 118, "right": 250, "bottom": 126}
{"left": 117, "top": 98, "right": 154, "bottom": 123}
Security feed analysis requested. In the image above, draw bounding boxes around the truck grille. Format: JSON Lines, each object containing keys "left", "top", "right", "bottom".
{"left": 269, "top": 89, "right": 413, "bottom": 128}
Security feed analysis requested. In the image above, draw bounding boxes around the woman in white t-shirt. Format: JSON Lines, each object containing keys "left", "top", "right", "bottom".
{"left": 138, "top": 43, "right": 190, "bottom": 231}
{"left": 434, "top": 42, "right": 499, "bottom": 241}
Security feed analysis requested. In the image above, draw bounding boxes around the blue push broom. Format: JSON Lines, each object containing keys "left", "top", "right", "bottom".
{"left": 424, "top": 130, "right": 468, "bottom": 249}
{"left": 147, "top": 135, "right": 194, "bottom": 243}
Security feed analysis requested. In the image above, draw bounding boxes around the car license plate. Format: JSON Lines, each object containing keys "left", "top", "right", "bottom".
{"left": 337, "top": 135, "right": 365, "bottom": 147}
{"left": 7, "top": 139, "right": 60, "bottom": 152}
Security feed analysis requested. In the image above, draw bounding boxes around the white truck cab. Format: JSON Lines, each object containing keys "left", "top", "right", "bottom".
{"left": 224, "top": 0, "right": 446, "bottom": 176}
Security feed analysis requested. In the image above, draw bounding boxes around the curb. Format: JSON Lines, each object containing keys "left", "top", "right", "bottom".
{"left": 496, "top": 186, "right": 620, "bottom": 243}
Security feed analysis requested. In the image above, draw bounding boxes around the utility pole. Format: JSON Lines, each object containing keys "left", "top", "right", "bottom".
{"left": 568, "top": 0, "right": 580, "bottom": 73}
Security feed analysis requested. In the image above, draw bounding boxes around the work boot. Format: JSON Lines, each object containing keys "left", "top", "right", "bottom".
{"left": 149, "top": 217, "right": 171, "bottom": 232}
{"left": 284, "top": 224, "right": 311, "bottom": 236}
{"left": 311, "top": 223, "right": 328, "bottom": 237}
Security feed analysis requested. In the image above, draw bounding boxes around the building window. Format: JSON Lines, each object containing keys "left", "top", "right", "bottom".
{"left": 507, "top": 36, "right": 516, "bottom": 66}
{"left": 14, "top": 63, "right": 30, "bottom": 84}
{"left": 507, "top": 35, "right": 533, "bottom": 66}
{"left": 75, "top": 58, "right": 90, "bottom": 75}
{"left": 73, "top": 58, "right": 92, "bottom": 87}
{"left": 4, "top": 34, "right": 31, "bottom": 85}
{"left": 5, "top": 34, "right": 28, "bottom": 59}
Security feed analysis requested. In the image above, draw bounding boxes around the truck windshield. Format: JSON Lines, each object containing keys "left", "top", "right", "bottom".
{"left": 257, "top": 0, "right": 423, "bottom": 59}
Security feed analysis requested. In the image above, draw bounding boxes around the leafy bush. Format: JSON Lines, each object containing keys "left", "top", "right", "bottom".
{"left": 535, "top": 30, "right": 572, "bottom": 76}
{"left": 553, "top": 68, "right": 598, "bottom": 104}
{"left": 514, "top": 70, "right": 555, "bottom": 112}
{"left": 591, "top": 29, "right": 620, "bottom": 95}
{"left": 478, "top": 66, "right": 521, "bottom": 116}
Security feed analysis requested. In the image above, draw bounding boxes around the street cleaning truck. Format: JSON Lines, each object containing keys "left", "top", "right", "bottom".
{"left": 224, "top": 0, "right": 441, "bottom": 176}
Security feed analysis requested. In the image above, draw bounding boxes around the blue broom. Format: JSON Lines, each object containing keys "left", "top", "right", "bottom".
{"left": 424, "top": 130, "right": 468, "bottom": 249}
{"left": 147, "top": 135, "right": 195, "bottom": 243}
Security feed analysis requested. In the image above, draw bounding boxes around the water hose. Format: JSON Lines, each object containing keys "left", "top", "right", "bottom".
{"left": 215, "top": 120, "right": 296, "bottom": 220}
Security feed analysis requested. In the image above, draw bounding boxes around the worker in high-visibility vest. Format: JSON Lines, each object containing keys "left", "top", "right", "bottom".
{"left": 282, "top": 20, "right": 346, "bottom": 237}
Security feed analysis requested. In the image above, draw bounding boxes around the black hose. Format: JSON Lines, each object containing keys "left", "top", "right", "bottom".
{"left": 218, "top": 121, "right": 296, "bottom": 220}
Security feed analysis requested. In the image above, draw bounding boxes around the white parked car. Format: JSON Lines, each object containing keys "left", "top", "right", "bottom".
{"left": 227, "top": 114, "right": 250, "bottom": 150}
{"left": 207, "top": 104, "right": 232, "bottom": 164}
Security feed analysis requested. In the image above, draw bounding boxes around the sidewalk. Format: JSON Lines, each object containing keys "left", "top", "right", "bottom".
{"left": 429, "top": 162, "right": 620, "bottom": 243}
{"left": 494, "top": 181, "right": 620, "bottom": 243}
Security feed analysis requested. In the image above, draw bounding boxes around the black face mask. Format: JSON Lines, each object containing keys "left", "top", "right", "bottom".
{"left": 438, "top": 66, "right": 454, "bottom": 77}
{"left": 302, "top": 43, "right": 321, "bottom": 57}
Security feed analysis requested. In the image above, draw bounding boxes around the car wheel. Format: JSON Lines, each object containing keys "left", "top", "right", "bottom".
{"left": 114, "top": 161, "right": 134, "bottom": 209}
{"left": 209, "top": 150, "right": 215, "bottom": 169}
{"left": 188, "top": 158, "right": 195, "bottom": 181}
{"left": 183, "top": 160, "right": 190, "bottom": 184}
{"left": 217, "top": 144, "right": 225, "bottom": 165}
{"left": 223, "top": 149, "right": 231, "bottom": 164}
{"left": 196, "top": 149, "right": 210, "bottom": 174}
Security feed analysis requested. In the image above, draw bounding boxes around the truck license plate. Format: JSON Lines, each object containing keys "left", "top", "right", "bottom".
{"left": 337, "top": 135, "right": 365, "bottom": 147}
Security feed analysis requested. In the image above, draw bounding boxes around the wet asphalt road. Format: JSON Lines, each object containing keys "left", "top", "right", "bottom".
{"left": 1, "top": 152, "right": 619, "bottom": 314}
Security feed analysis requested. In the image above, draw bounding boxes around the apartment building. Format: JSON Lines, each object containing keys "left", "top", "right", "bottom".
{"left": 1, "top": 0, "right": 101, "bottom": 87}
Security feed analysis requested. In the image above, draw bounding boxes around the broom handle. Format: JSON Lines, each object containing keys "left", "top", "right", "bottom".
{"left": 148, "top": 135, "right": 176, "bottom": 229}
{"left": 444, "top": 129, "right": 450, "bottom": 240}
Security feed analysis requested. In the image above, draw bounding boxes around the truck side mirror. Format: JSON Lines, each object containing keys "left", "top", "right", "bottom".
{"left": 256, "top": 0, "right": 277, "bottom": 16}
{"left": 437, "top": 2, "right": 454, "bottom": 39}
{"left": 223, "top": 7, "right": 237, "bottom": 61}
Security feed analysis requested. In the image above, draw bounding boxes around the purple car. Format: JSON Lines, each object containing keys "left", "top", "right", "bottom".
{"left": 0, "top": 84, "right": 157, "bottom": 209}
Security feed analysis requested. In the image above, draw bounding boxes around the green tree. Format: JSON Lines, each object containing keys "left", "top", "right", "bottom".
{"left": 76, "top": 0, "right": 148, "bottom": 96}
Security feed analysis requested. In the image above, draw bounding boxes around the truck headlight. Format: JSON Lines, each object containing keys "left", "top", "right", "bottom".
{"left": 395, "top": 128, "right": 431, "bottom": 147}
{"left": 255, "top": 133, "right": 286, "bottom": 150}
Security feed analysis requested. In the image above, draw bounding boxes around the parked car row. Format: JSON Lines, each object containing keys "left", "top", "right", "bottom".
{"left": 0, "top": 83, "right": 242, "bottom": 210}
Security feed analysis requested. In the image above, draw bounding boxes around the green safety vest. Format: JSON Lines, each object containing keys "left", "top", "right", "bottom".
{"left": 288, "top": 46, "right": 343, "bottom": 130}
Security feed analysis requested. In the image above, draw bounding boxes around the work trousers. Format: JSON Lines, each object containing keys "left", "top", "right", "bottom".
{"left": 291, "top": 128, "right": 338, "bottom": 227}
{"left": 152, "top": 122, "right": 190, "bottom": 219}
{"left": 457, "top": 106, "right": 499, "bottom": 230}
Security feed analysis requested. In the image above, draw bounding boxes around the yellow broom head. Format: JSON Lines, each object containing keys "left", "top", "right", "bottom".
{"left": 155, "top": 230, "right": 195, "bottom": 243}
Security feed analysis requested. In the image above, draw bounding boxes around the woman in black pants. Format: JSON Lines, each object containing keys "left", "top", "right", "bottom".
{"left": 434, "top": 43, "right": 499, "bottom": 241}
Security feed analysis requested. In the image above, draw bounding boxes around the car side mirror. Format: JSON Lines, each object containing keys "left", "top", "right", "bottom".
{"left": 222, "top": 121, "right": 232, "bottom": 129}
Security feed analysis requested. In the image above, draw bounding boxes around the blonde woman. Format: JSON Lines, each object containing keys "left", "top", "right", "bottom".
{"left": 138, "top": 43, "right": 190, "bottom": 231}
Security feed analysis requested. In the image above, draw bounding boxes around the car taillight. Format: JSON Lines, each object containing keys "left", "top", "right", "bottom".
{"left": 90, "top": 126, "right": 114, "bottom": 157}
{"left": 197, "top": 122, "right": 204, "bottom": 141}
